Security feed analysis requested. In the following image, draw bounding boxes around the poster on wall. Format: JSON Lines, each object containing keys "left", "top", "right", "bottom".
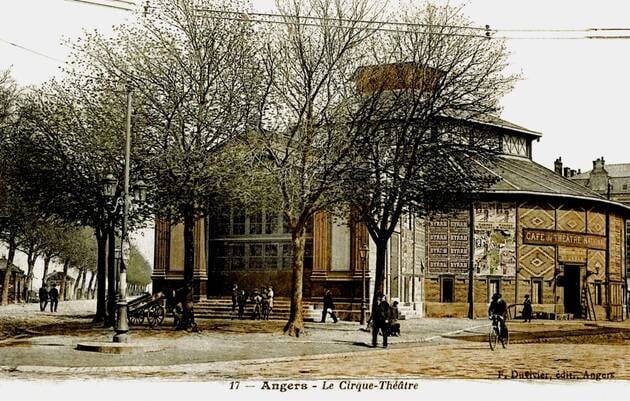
{"left": 427, "top": 209, "right": 469, "bottom": 274}
{"left": 474, "top": 202, "right": 516, "bottom": 276}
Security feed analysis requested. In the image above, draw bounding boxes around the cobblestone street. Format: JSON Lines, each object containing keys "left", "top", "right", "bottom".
{"left": 0, "top": 300, "right": 629, "bottom": 382}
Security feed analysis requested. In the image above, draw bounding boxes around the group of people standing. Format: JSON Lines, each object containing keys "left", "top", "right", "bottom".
{"left": 370, "top": 292, "right": 400, "bottom": 348}
{"left": 320, "top": 289, "right": 400, "bottom": 348}
{"left": 38, "top": 284, "right": 59, "bottom": 313}
{"left": 231, "top": 283, "right": 274, "bottom": 320}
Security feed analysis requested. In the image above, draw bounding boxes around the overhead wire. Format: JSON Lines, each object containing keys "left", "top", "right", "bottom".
{"left": 0, "top": 37, "right": 66, "bottom": 63}
{"left": 63, "top": 0, "right": 630, "bottom": 40}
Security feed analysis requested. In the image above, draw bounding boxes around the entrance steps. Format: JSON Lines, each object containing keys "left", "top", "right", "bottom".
{"left": 397, "top": 302, "right": 424, "bottom": 319}
{"left": 194, "top": 297, "right": 319, "bottom": 321}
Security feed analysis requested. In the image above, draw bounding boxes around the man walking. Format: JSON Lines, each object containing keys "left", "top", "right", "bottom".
{"left": 49, "top": 284, "right": 59, "bottom": 313}
{"left": 231, "top": 283, "right": 239, "bottom": 318}
{"left": 321, "top": 288, "right": 338, "bottom": 323}
{"left": 38, "top": 286, "right": 49, "bottom": 312}
{"left": 372, "top": 292, "right": 391, "bottom": 348}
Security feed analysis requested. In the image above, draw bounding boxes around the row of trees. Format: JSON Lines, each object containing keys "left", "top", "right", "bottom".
{"left": 1, "top": 0, "right": 515, "bottom": 333}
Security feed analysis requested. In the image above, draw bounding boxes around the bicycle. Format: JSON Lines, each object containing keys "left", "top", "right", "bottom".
{"left": 489, "top": 314, "right": 509, "bottom": 350}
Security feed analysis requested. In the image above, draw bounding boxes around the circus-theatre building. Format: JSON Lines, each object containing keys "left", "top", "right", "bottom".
{"left": 152, "top": 118, "right": 629, "bottom": 322}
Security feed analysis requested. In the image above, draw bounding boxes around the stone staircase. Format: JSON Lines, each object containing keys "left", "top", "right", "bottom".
{"left": 194, "top": 297, "right": 319, "bottom": 321}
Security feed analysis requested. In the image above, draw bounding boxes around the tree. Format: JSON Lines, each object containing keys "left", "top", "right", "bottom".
{"left": 242, "top": 0, "right": 384, "bottom": 335}
{"left": 6, "top": 77, "right": 145, "bottom": 321}
{"left": 57, "top": 227, "right": 97, "bottom": 300}
{"left": 69, "top": 0, "right": 261, "bottom": 327}
{"left": 0, "top": 69, "right": 20, "bottom": 304}
{"left": 340, "top": 3, "right": 516, "bottom": 316}
{"left": 127, "top": 245, "right": 151, "bottom": 292}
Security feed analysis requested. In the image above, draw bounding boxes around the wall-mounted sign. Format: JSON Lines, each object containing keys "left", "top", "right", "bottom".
{"left": 523, "top": 228, "right": 606, "bottom": 250}
{"left": 427, "top": 210, "right": 469, "bottom": 274}
{"left": 557, "top": 246, "right": 587, "bottom": 264}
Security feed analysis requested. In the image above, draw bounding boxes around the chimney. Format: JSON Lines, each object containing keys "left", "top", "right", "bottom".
{"left": 593, "top": 157, "right": 606, "bottom": 171}
{"left": 570, "top": 169, "right": 576, "bottom": 177}
{"left": 554, "top": 157, "right": 563, "bottom": 175}
{"left": 563, "top": 167, "right": 570, "bottom": 177}
{"left": 577, "top": 169, "right": 581, "bottom": 174}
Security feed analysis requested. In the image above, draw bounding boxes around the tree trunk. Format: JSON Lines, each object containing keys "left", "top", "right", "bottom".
{"left": 94, "top": 228, "right": 107, "bottom": 322}
{"left": 284, "top": 226, "right": 306, "bottom": 337}
{"left": 87, "top": 270, "right": 96, "bottom": 300}
{"left": 74, "top": 267, "right": 85, "bottom": 299}
{"left": 371, "top": 238, "right": 388, "bottom": 314}
{"left": 80, "top": 268, "right": 88, "bottom": 299}
{"left": 24, "top": 247, "right": 37, "bottom": 302}
{"left": 59, "top": 260, "right": 69, "bottom": 300}
{"left": 1, "top": 237, "right": 16, "bottom": 305}
{"left": 106, "top": 226, "right": 116, "bottom": 326}
{"left": 176, "top": 207, "right": 196, "bottom": 330}
{"left": 41, "top": 255, "right": 51, "bottom": 288}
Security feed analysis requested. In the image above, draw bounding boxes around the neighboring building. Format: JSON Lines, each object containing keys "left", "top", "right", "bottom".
{"left": 44, "top": 271, "right": 75, "bottom": 301}
{"left": 0, "top": 257, "right": 26, "bottom": 304}
{"left": 152, "top": 116, "right": 629, "bottom": 321}
{"left": 568, "top": 157, "right": 630, "bottom": 309}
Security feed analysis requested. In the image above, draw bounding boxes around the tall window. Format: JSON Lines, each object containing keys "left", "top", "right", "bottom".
{"left": 249, "top": 213, "right": 263, "bottom": 235}
{"left": 233, "top": 211, "right": 245, "bottom": 235}
{"left": 265, "top": 212, "right": 278, "bottom": 234}
{"left": 249, "top": 244, "right": 264, "bottom": 269}
{"left": 531, "top": 279, "right": 543, "bottom": 304}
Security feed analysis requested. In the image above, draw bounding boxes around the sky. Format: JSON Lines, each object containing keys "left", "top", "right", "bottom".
{"left": 2, "top": 0, "right": 630, "bottom": 265}
{"left": 2, "top": 0, "right": 630, "bottom": 172}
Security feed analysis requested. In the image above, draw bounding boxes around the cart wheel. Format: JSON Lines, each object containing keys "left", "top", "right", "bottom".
{"left": 147, "top": 305, "right": 165, "bottom": 327}
{"left": 128, "top": 310, "right": 145, "bottom": 326}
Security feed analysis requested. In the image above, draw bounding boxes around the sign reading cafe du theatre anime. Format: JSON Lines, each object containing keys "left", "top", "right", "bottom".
{"left": 474, "top": 202, "right": 516, "bottom": 276}
{"left": 427, "top": 209, "right": 470, "bottom": 274}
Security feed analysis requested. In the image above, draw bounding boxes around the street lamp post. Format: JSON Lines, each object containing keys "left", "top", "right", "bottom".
{"left": 101, "top": 81, "right": 148, "bottom": 343}
{"left": 113, "top": 81, "right": 134, "bottom": 343}
{"left": 359, "top": 243, "right": 369, "bottom": 326}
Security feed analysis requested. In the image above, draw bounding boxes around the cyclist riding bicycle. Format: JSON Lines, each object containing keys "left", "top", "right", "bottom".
{"left": 488, "top": 292, "right": 508, "bottom": 340}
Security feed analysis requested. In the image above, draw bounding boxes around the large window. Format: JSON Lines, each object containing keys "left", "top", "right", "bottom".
{"left": 209, "top": 209, "right": 313, "bottom": 271}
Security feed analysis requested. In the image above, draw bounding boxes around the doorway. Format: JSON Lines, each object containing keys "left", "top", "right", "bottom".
{"left": 563, "top": 265, "right": 582, "bottom": 317}
{"left": 441, "top": 277, "right": 454, "bottom": 303}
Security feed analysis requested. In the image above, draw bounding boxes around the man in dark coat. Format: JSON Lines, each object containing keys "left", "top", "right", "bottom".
{"left": 321, "top": 288, "right": 338, "bottom": 323}
{"left": 372, "top": 292, "right": 391, "bottom": 348}
{"left": 39, "top": 286, "right": 49, "bottom": 312}
{"left": 231, "top": 283, "right": 239, "bottom": 317}
{"left": 237, "top": 289, "right": 247, "bottom": 320}
{"left": 522, "top": 294, "right": 533, "bottom": 323}
{"left": 49, "top": 284, "right": 59, "bottom": 313}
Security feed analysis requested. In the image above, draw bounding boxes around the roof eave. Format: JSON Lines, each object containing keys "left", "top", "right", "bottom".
{"left": 478, "top": 190, "right": 630, "bottom": 214}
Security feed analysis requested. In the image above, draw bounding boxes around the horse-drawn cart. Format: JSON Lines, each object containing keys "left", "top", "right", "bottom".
{"left": 127, "top": 291, "right": 167, "bottom": 327}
